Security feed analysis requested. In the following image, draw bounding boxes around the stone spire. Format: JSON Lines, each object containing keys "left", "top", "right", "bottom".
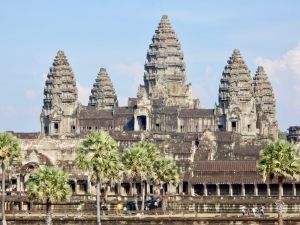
{"left": 219, "top": 49, "right": 253, "bottom": 107}
{"left": 140, "top": 15, "right": 194, "bottom": 108}
{"left": 41, "top": 50, "right": 79, "bottom": 137}
{"left": 43, "top": 50, "right": 78, "bottom": 109}
{"left": 88, "top": 68, "right": 118, "bottom": 109}
{"left": 253, "top": 66, "right": 278, "bottom": 140}
{"left": 217, "top": 49, "right": 256, "bottom": 136}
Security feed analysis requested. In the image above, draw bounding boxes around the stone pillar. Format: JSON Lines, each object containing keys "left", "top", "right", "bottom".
{"left": 267, "top": 183, "right": 271, "bottom": 196}
{"left": 146, "top": 183, "right": 150, "bottom": 195}
{"left": 16, "top": 175, "right": 20, "bottom": 192}
{"left": 229, "top": 184, "right": 233, "bottom": 196}
{"left": 179, "top": 182, "right": 183, "bottom": 195}
{"left": 87, "top": 178, "right": 91, "bottom": 194}
{"left": 187, "top": 182, "right": 192, "bottom": 195}
{"left": 254, "top": 183, "right": 258, "bottom": 196}
{"left": 203, "top": 184, "right": 207, "bottom": 196}
{"left": 241, "top": 183, "right": 245, "bottom": 196}
{"left": 216, "top": 184, "right": 220, "bottom": 196}
{"left": 117, "top": 183, "right": 121, "bottom": 196}
{"left": 74, "top": 179, "right": 78, "bottom": 194}
{"left": 293, "top": 183, "right": 297, "bottom": 196}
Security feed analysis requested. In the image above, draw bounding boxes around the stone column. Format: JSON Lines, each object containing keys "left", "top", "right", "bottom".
{"left": 254, "top": 183, "right": 258, "bottom": 196}
{"left": 267, "top": 183, "right": 271, "bottom": 196}
{"left": 87, "top": 177, "right": 91, "bottom": 194}
{"left": 187, "top": 182, "right": 192, "bottom": 195}
{"left": 74, "top": 179, "right": 78, "bottom": 194}
{"left": 203, "top": 184, "right": 207, "bottom": 196}
{"left": 16, "top": 175, "right": 20, "bottom": 192}
{"left": 117, "top": 183, "right": 121, "bottom": 196}
{"left": 216, "top": 184, "right": 220, "bottom": 196}
{"left": 241, "top": 183, "right": 245, "bottom": 196}
{"left": 179, "top": 182, "right": 183, "bottom": 195}
{"left": 293, "top": 183, "right": 297, "bottom": 196}
{"left": 229, "top": 184, "right": 233, "bottom": 196}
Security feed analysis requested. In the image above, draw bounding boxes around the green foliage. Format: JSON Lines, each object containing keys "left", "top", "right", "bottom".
{"left": 0, "top": 132, "right": 22, "bottom": 165}
{"left": 257, "top": 140, "right": 300, "bottom": 182}
{"left": 278, "top": 130, "right": 288, "bottom": 140}
{"left": 153, "top": 157, "right": 179, "bottom": 186}
{"left": 26, "top": 166, "right": 72, "bottom": 202}
{"left": 75, "top": 130, "right": 123, "bottom": 182}
{"left": 122, "top": 145, "right": 155, "bottom": 181}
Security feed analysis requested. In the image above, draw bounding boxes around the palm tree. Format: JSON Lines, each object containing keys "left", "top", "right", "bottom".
{"left": 0, "top": 132, "right": 22, "bottom": 225}
{"left": 257, "top": 140, "right": 300, "bottom": 225}
{"left": 122, "top": 145, "right": 154, "bottom": 211}
{"left": 75, "top": 130, "right": 122, "bottom": 225}
{"left": 153, "top": 157, "right": 179, "bottom": 210}
{"left": 26, "top": 166, "right": 72, "bottom": 225}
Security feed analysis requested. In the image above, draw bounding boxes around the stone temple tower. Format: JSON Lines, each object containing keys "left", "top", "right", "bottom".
{"left": 40, "top": 51, "right": 79, "bottom": 137}
{"left": 88, "top": 68, "right": 118, "bottom": 109}
{"left": 217, "top": 49, "right": 256, "bottom": 139}
{"left": 253, "top": 66, "right": 278, "bottom": 140}
{"left": 138, "top": 15, "right": 198, "bottom": 109}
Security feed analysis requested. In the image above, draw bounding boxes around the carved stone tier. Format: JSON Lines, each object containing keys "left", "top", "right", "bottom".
{"left": 88, "top": 68, "right": 118, "bottom": 109}
{"left": 140, "top": 15, "right": 197, "bottom": 109}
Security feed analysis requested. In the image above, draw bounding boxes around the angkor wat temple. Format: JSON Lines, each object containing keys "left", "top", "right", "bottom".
{"left": 5, "top": 15, "right": 300, "bottom": 212}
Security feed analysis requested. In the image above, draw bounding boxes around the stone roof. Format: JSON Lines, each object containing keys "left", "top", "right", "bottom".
{"left": 114, "top": 107, "right": 134, "bottom": 115}
{"left": 179, "top": 109, "right": 214, "bottom": 118}
{"left": 109, "top": 131, "right": 142, "bottom": 141}
{"left": 214, "top": 131, "right": 234, "bottom": 142}
{"left": 194, "top": 161, "right": 257, "bottom": 172}
{"left": 9, "top": 132, "right": 40, "bottom": 139}
{"left": 79, "top": 109, "right": 113, "bottom": 119}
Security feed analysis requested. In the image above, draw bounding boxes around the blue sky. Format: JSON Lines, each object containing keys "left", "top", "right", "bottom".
{"left": 1, "top": 1, "right": 300, "bottom": 132}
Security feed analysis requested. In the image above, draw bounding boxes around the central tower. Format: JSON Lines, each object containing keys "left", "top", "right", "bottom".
{"left": 139, "top": 15, "right": 198, "bottom": 109}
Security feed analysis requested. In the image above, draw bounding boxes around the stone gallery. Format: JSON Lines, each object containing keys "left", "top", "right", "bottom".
{"left": 5, "top": 15, "right": 300, "bottom": 211}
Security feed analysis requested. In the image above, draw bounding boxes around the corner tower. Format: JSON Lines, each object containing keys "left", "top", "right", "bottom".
{"left": 253, "top": 66, "right": 278, "bottom": 140}
{"left": 40, "top": 50, "right": 79, "bottom": 137}
{"left": 217, "top": 49, "right": 256, "bottom": 138}
{"left": 139, "top": 15, "right": 198, "bottom": 108}
{"left": 88, "top": 68, "right": 118, "bottom": 109}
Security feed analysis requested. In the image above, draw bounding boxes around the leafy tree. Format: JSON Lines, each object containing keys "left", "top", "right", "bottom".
{"left": 26, "top": 166, "right": 72, "bottom": 225}
{"left": 153, "top": 157, "right": 179, "bottom": 210}
{"left": 0, "top": 132, "right": 22, "bottom": 225}
{"left": 257, "top": 140, "right": 300, "bottom": 225}
{"left": 75, "top": 130, "right": 122, "bottom": 225}
{"left": 278, "top": 130, "right": 287, "bottom": 140}
{"left": 122, "top": 143, "right": 155, "bottom": 211}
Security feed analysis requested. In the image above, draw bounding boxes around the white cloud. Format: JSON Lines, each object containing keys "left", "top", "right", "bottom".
{"left": 76, "top": 82, "right": 90, "bottom": 105}
{"left": 205, "top": 66, "right": 212, "bottom": 74}
{"left": 111, "top": 63, "right": 144, "bottom": 95}
{"left": 26, "top": 90, "right": 36, "bottom": 100}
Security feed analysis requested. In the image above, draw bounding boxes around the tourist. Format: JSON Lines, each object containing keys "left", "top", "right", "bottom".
{"left": 123, "top": 206, "right": 127, "bottom": 211}
{"left": 247, "top": 208, "right": 250, "bottom": 215}
{"left": 241, "top": 207, "right": 245, "bottom": 216}
{"left": 116, "top": 203, "right": 122, "bottom": 215}
{"left": 252, "top": 207, "right": 256, "bottom": 215}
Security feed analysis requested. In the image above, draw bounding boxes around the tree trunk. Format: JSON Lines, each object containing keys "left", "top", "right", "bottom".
{"left": 133, "top": 182, "right": 139, "bottom": 211}
{"left": 45, "top": 198, "right": 52, "bottom": 225}
{"left": 96, "top": 176, "right": 101, "bottom": 225}
{"left": 278, "top": 176, "right": 283, "bottom": 225}
{"left": 141, "top": 181, "right": 145, "bottom": 211}
{"left": 2, "top": 163, "right": 6, "bottom": 225}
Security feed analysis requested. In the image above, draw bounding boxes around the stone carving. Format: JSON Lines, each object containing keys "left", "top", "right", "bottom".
{"left": 142, "top": 15, "right": 196, "bottom": 108}
{"left": 88, "top": 68, "right": 118, "bottom": 109}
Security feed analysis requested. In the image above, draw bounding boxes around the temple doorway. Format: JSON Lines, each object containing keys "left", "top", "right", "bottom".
{"left": 137, "top": 116, "right": 147, "bottom": 131}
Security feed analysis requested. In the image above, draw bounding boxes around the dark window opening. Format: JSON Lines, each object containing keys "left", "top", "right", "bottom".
{"left": 180, "top": 126, "right": 184, "bottom": 132}
{"left": 156, "top": 124, "right": 160, "bottom": 131}
{"left": 54, "top": 123, "right": 59, "bottom": 133}
{"left": 137, "top": 116, "right": 147, "bottom": 131}
{"left": 248, "top": 124, "right": 251, "bottom": 132}
{"left": 88, "top": 127, "right": 92, "bottom": 130}
{"left": 44, "top": 126, "right": 48, "bottom": 135}
{"left": 71, "top": 126, "right": 76, "bottom": 133}
{"left": 196, "top": 125, "right": 198, "bottom": 132}
{"left": 232, "top": 121, "right": 236, "bottom": 131}
{"left": 218, "top": 125, "right": 223, "bottom": 131}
